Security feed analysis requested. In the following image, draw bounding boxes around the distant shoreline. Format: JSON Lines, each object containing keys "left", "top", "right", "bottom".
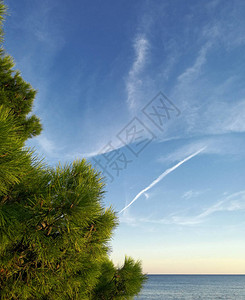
{"left": 147, "top": 274, "right": 245, "bottom": 276}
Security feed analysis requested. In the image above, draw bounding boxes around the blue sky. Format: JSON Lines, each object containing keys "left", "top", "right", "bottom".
{"left": 4, "top": 0, "right": 245, "bottom": 274}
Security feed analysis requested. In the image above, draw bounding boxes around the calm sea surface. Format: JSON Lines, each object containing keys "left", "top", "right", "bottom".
{"left": 136, "top": 275, "right": 245, "bottom": 300}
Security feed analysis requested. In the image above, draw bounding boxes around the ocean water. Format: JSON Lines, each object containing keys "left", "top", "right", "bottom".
{"left": 136, "top": 275, "right": 245, "bottom": 300}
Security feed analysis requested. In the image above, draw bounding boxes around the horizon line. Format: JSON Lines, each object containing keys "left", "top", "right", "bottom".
{"left": 146, "top": 273, "right": 245, "bottom": 275}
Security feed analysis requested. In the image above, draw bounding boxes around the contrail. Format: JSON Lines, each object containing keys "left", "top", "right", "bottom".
{"left": 119, "top": 147, "right": 206, "bottom": 214}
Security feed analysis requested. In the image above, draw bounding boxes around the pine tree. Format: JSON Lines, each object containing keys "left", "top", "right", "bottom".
{"left": 0, "top": 4, "right": 42, "bottom": 141}
{"left": 0, "top": 105, "right": 32, "bottom": 195}
{"left": 92, "top": 257, "right": 146, "bottom": 300}
{"left": 0, "top": 1, "right": 146, "bottom": 299}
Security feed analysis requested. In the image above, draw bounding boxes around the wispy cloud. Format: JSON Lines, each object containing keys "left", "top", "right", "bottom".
{"left": 119, "top": 147, "right": 206, "bottom": 214}
{"left": 137, "top": 190, "right": 245, "bottom": 226}
{"left": 202, "top": 3, "right": 245, "bottom": 51}
{"left": 159, "top": 140, "right": 210, "bottom": 164}
{"left": 22, "top": 0, "right": 64, "bottom": 51}
{"left": 170, "top": 191, "right": 245, "bottom": 225}
{"left": 66, "top": 139, "right": 126, "bottom": 160}
{"left": 182, "top": 189, "right": 206, "bottom": 200}
{"left": 36, "top": 134, "right": 56, "bottom": 155}
{"left": 177, "top": 42, "right": 212, "bottom": 86}
{"left": 159, "top": 132, "right": 245, "bottom": 166}
{"left": 187, "top": 98, "right": 245, "bottom": 136}
{"left": 126, "top": 35, "right": 150, "bottom": 111}
{"left": 167, "top": 1, "right": 245, "bottom": 139}
{"left": 222, "top": 100, "right": 245, "bottom": 133}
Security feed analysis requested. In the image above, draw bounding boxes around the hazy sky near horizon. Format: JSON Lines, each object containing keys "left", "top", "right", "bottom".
{"left": 4, "top": 0, "right": 245, "bottom": 274}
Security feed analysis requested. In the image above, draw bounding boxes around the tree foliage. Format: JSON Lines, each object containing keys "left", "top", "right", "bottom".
{"left": 0, "top": 2, "right": 146, "bottom": 299}
{"left": 93, "top": 257, "right": 146, "bottom": 300}
{"left": 0, "top": 105, "right": 33, "bottom": 194}
{"left": 0, "top": 3, "right": 42, "bottom": 140}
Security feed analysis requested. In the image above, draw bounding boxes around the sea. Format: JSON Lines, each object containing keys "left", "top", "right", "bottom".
{"left": 136, "top": 275, "right": 245, "bottom": 300}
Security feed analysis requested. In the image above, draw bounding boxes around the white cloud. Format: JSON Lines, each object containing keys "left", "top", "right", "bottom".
{"left": 66, "top": 139, "right": 126, "bottom": 160}
{"left": 172, "top": 191, "right": 245, "bottom": 225}
{"left": 223, "top": 100, "right": 245, "bottom": 133}
{"left": 36, "top": 134, "right": 55, "bottom": 155}
{"left": 120, "top": 187, "right": 245, "bottom": 227}
{"left": 202, "top": 16, "right": 245, "bottom": 50}
{"left": 119, "top": 147, "right": 205, "bottom": 214}
{"left": 159, "top": 129, "right": 245, "bottom": 167}
{"left": 182, "top": 190, "right": 205, "bottom": 200}
{"left": 177, "top": 42, "right": 211, "bottom": 86}
{"left": 168, "top": 5, "right": 245, "bottom": 138}
{"left": 126, "top": 35, "right": 150, "bottom": 111}
{"left": 143, "top": 191, "right": 245, "bottom": 226}
{"left": 189, "top": 99, "right": 245, "bottom": 136}
{"left": 23, "top": 0, "right": 64, "bottom": 50}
